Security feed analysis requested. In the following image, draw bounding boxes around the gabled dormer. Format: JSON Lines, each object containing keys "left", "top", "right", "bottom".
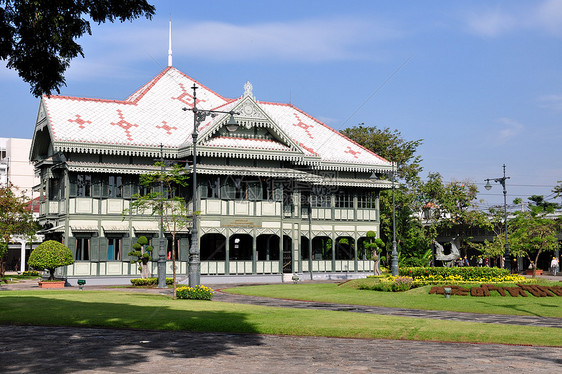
{"left": 186, "top": 82, "right": 314, "bottom": 163}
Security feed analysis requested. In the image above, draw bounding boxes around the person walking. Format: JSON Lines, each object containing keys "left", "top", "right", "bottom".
{"left": 551, "top": 257, "right": 559, "bottom": 276}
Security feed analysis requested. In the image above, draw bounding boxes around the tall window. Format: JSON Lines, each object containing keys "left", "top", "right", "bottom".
{"left": 357, "top": 193, "right": 375, "bottom": 209}
{"left": 76, "top": 174, "right": 92, "bottom": 197}
{"left": 49, "top": 177, "right": 63, "bottom": 200}
{"left": 335, "top": 192, "right": 353, "bottom": 208}
{"left": 166, "top": 238, "right": 180, "bottom": 260}
{"left": 311, "top": 187, "right": 331, "bottom": 207}
{"left": 103, "top": 175, "right": 122, "bottom": 198}
{"left": 75, "top": 238, "right": 90, "bottom": 260}
{"left": 107, "top": 238, "right": 121, "bottom": 260}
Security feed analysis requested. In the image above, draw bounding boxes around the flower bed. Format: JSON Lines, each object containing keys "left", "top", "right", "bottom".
{"left": 400, "top": 266, "right": 526, "bottom": 283}
{"left": 176, "top": 285, "right": 215, "bottom": 300}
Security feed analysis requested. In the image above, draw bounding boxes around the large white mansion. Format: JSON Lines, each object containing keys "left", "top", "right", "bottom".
{"left": 30, "top": 67, "right": 392, "bottom": 280}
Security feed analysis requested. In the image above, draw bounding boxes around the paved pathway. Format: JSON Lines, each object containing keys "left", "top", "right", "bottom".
{"left": 1, "top": 325, "right": 561, "bottom": 374}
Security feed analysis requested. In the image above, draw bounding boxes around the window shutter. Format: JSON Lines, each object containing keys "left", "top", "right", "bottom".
{"left": 68, "top": 174, "right": 77, "bottom": 197}
{"left": 180, "top": 237, "right": 190, "bottom": 261}
{"left": 248, "top": 182, "right": 261, "bottom": 201}
{"left": 67, "top": 237, "right": 77, "bottom": 259}
{"left": 122, "top": 176, "right": 133, "bottom": 199}
{"left": 122, "top": 237, "right": 131, "bottom": 261}
{"left": 90, "top": 237, "right": 101, "bottom": 261}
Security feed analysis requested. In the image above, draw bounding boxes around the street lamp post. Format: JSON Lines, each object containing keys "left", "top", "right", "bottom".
{"left": 183, "top": 84, "right": 239, "bottom": 287}
{"left": 391, "top": 161, "right": 399, "bottom": 276}
{"left": 484, "top": 164, "right": 511, "bottom": 273}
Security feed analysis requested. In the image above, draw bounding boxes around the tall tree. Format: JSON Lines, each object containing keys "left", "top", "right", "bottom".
{"left": 509, "top": 201, "right": 559, "bottom": 277}
{"left": 125, "top": 163, "right": 190, "bottom": 299}
{"left": 342, "top": 124, "right": 431, "bottom": 264}
{"left": 0, "top": 183, "right": 37, "bottom": 279}
{"left": 341, "top": 124, "right": 423, "bottom": 183}
{"left": 473, "top": 207, "right": 509, "bottom": 263}
{"left": 0, "top": 0, "right": 155, "bottom": 96}
{"left": 419, "top": 173, "right": 491, "bottom": 260}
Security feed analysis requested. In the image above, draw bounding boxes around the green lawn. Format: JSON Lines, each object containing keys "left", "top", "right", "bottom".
{"left": 223, "top": 282, "right": 562, "bottom": 318}
{"left": 0, "top": 290, "right": 560, "bottom": 347}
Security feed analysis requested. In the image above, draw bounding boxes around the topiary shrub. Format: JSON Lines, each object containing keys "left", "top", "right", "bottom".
{"left": 28, "top": 240, "right": 74, "bottom": 280}
{"left": 128, "top": 236, "right": 153, "bottom": 279}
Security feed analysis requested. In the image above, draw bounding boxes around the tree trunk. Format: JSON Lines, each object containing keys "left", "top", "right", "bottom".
{"left": 372, "top": 249, "right": 381, "bottom": 276}
{"left": 532, "top": 250, "right": 542, "bottom": 278}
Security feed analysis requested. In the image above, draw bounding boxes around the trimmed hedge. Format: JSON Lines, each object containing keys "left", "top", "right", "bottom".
{"left": 400, "top": 266, "right": 513, "bottom": 282}
{"left": 130, "top": 277, "right": 174, "bottom": 286}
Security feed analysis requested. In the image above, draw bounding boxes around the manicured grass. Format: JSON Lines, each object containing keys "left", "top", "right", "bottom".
{"left": 0, "top": 290, "right": 560, "bottom": 346}
{"left": 1, "top": 274, "right": 41, "bottom": 283}
{"left": 223, "top": 282, "right": 562, "bottom": 318}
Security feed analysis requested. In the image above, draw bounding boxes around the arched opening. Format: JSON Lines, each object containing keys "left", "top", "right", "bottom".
{"left": 335, "top": 236, "right": 354, "bottom": 260}
{"left": 357, "top": 237, "right": 369, "bottom": 260}
{"left": 229, "top": 234, "right": 253, "bottom": 260}
{"left": 200, "top": 233, "right": 226, "bottom": 260}
{"left": 312, "top": 236, "right": 332, "bottom": 260}
{"left": 256, "top": 234, "right": 279, "bottom": 260}
{"left": 300, "top": 236, "right": 310, "bottom": 260}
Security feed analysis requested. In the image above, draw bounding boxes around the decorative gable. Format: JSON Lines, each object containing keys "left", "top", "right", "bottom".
{"left": 195, "top": 90, "right": 310, "bottom": 162}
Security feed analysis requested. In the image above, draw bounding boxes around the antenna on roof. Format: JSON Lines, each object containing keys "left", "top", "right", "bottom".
{"left": 168, "top": 17, "right": 173, "bottom": 67}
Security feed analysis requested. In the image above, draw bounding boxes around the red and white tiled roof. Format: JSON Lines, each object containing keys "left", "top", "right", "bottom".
{"left": 40, "top": 67, "right": 390, "bottom": 170}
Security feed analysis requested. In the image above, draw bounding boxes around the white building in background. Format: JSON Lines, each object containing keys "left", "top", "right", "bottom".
{"left": 0, "top": 138, "right": 42, "bottom": 273}
{"left": 0, "top": 137, "right": 39, "bottom": 197}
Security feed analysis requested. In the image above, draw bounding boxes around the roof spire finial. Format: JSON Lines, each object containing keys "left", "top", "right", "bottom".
{"left": 244, "top": 81, "right": 253, "bottom": 98}
{"left": 168, "top": 17, "right": 173, "bottom": 67}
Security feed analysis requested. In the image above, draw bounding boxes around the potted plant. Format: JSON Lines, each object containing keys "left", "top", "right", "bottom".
{"left": 28, "top": 240, "right": 74, "bottom": 288}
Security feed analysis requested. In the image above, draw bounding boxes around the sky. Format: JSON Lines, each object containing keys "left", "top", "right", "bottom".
{"left": 1, "top": 0, "right": 561, "bottom": 209}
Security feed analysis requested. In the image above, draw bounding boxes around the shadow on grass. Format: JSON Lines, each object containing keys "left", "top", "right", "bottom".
{"left": 0, "top": 295, "right": 262, "bottom": 374}
{"left": 473, "top": 300, "right": 551, "bottom": 318}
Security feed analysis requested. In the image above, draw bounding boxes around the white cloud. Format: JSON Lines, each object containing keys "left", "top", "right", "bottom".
{"left": 496, "top": 117, "right": 523, "bottom": 142}
{"left": 466, "top": 10, "right": 516, "bottom": 37}
{"left": 465, "top": 0, "right": 562, "bottom": 38}
{"left": 538, "top": 94, "right": 562, "bottom": 111}
{"left": 58, "top": 16, "right": 400, "bottom": 81}
{"left": 535, "top": 0, "right": 562, "bottom": 36}
{"left": 170, "top": 18, "right": 393, "bottom": 62}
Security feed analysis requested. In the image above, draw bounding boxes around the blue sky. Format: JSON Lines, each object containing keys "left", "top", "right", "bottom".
{"left": 1, "top": 0, "right": 561, "bottom": 208}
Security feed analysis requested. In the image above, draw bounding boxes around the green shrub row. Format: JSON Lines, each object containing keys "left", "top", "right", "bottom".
{"left": 130, "top": 277, "right": 174, "bottom": 286}
{"left": 399, "top": 266, "right": 511, "bottom": 281}
{"left": 176, "top": 285, "right": 215, "bottom": 300}
{"left": 358, "top": 276, "right": 414, "bottom": 292}
{"left": 22, "top": 271, "right": 40, "bottom": 276}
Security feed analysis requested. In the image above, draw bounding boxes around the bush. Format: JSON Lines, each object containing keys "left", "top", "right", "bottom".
{"left": 28, "top": 240, "right": 74, "bottom": 280}
{"left": 176, "top": 285, "right": 215, "bottom": 300}
{"left": 400, "top": 257, "right": 429, "bottom": 267}
{"left": 22, "top": 270, "right": 40, "bottom": 276}
{"left": 399, "top": 266, "right": 515, "bottom": 282}
{"left": 130, "top": 277, "right": 174, "bottom": 286}
{"left": 358, "top": 276, "right": 414, "bottom": 292}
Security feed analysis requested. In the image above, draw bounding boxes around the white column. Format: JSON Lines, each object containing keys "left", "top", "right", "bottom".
{"left": 20, "top": 240, "right": 26, "bottom": 272}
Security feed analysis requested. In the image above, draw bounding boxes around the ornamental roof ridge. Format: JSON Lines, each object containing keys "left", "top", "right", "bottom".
{"left": 43, "top": 94, "right": 136, "bottom": 106}
{"left": 262, "top": 101, "right": 390, "bottom": 165}
{"left": 169, "top": 67, "right": 229, "bottom": 102}
{"left": 125, "top": 66, "right": 171, "bottom": 103}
